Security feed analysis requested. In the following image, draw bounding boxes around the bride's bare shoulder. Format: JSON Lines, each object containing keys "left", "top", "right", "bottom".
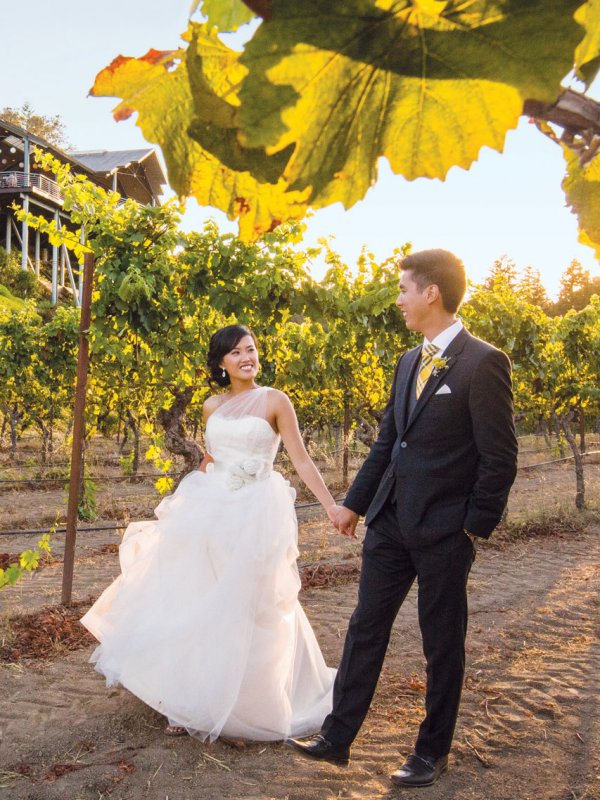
{"left": 203, "top": 393, "right": 225, "bottom": 421}
{"left": 265, "top": 388, "right": 295, "bottom": 414}
{"left": 265, "top": 387, "right": 289, "bottom": 403}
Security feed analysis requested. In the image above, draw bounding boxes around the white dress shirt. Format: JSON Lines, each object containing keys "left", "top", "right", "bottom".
{"left": 422, "top": 319, "right": 464, "bottom": 357}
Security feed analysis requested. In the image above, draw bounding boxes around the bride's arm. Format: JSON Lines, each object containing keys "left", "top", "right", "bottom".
{"left": 271, "top": 391, "right": 352, "bottom": 534}
{"left": 198, "top": 396, "right": 217, "bottom": 472}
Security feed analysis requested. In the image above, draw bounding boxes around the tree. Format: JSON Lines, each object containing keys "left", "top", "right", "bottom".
{"left": 554, "top": 259, "right": 592, "bottom": 313}
{"left": 462, "top": 271, "right": 549, "bottom": 423}
{"left": 484, "top": 256, "right": 519, "bottom": 292}
{"left": 518, "top": 266, "right": 551, "bottom": 311}
{"left": 0, "top": 102, "right": 71, "bottom": 149}
{"left": 531, "top": 299, "right": 600, "bottom": 508}
{"left": 89, "top": 0, "right": 600, "bottom": 261}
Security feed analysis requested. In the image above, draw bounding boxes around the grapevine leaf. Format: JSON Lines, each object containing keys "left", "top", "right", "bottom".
{"left": 90, "top": 28, "right": 309, "bottom": 240}
{"left": 195, "top": 0, "right": 257, "bottom": 31}
{"left": 185, "top": 25, "right": 294, "bottom": 182}
{"left": 239, "top": 0, "right": 584, "bottom": 210}
{"left": 575, "top": 0, "right": 600, "bottom": 86}
{"left": 5, "top": 564, "right": 22, "bottom": 586}
{"left": 19, "top": 549, "right": 40, "bottom": 572}
{"left": 563, "top": 146, "right": 600, "bottom": 261}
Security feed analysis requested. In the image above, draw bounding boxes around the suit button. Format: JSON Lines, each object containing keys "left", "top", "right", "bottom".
{"left": 400, "top": 441, "right": 407, "bottom": 448}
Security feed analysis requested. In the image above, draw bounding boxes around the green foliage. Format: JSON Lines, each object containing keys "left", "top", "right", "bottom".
{"left": 553, "top": 258, "right": 599, "bottom": 314}
{"left": 0, "top": 284, "right": 26, "bottom": 312}
{"left": 90, "top": 27, "right": 309, "bottom": 240}
{"left": 145, "top": 436, "right": 174, "bottom": 495}
{"left": 463, "top": 273, "right": 547, "bottom": 368}
{"left": 239, "top": 0, "right": 580, "bottom": 201}
{"left": 195, "top": 0, "right": 256, "bottom": 32}
{"left": 0, "top": 247, "right": 40, "bottom": 299}
{"left": 77, "top": 475, "right": 98, "bottom": 521}
{"left": 518, "top": 266, "right": 551, "bottom": 311}
{"left": 119, "top": 450, "right": 136, "bottom": 476}
{"left": 575, "top": 0, "right": 600, "bottom": 86}
{"left": 0, "top": 528, "right": 53, "bottom": 591}
{"left": 0, "top": 300, "right": 78, "bottom": 455}
{"left": 9, "top": 150, "right": 599, "bottom": 506}
{"left": 462, "top": 270, "right": 600, "bottom": 445}
{"left": 562, "top": 144, "right": 600, "bottom": 262}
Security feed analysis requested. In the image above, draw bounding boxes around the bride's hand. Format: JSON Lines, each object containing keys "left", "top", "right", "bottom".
{"left": 326, "top": 504, "right": 342, "bottom": 525}
{"left": 326, "top": 504, "right": 359, "bottom": 539}
{"left": 198, "top": 454, "right": 214, "bottom": 473}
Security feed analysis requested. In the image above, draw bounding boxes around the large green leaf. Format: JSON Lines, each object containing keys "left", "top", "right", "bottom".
{"left": 563, "top": 145, "right": 600, "bottom": 260}
{"left": 193, "top": 0, "right": 257, "bottom": 31}
{"left": 90, "top": 29, "right": 308, "bottom": 239}
{"left": 575, "top": 0, "right": 600, "bottom": 86}
{"left": 185, "top": 25, "right": 293, "bottom": 182}
{"left": 238, "top": 0, "right": 584, "bottom": 210}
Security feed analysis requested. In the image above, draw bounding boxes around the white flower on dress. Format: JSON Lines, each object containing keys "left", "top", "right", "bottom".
{"left": 227, "top": 472, "right": 246, "bottom": 490}
{"left": 226, "top": 459, "right": 264, "bottom": 490}
{"left": 241, "top": 458, "right": 261, "bottom": 475}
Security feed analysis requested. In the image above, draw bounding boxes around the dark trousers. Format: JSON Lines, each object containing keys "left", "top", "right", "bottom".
{"left": 321, "top": 500, "right": 475, "bottom": 758}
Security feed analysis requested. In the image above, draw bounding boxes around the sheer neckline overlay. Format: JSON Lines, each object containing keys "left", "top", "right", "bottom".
{"left": 208, "top": 386, "right": 277, "bottom": 434}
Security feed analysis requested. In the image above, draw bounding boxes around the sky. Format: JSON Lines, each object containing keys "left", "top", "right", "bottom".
{"left": 1, "top": 0, "right": 598, "bottom": 299}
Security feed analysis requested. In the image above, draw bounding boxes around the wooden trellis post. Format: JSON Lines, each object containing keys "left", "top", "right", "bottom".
{"left": 61, "top": 251, "right": 95, "bottom": 606}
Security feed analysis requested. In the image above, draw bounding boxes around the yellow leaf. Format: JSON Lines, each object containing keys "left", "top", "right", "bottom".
{"left": 91, "top": 26, "right": 309, "bottom": 240}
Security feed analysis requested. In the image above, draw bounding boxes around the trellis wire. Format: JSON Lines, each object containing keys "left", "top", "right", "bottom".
{"left": 2, "top": 448, "right": 599, "bottom": 538}
{"left": 0, "top": 497, "right": 336, "bottom": 537}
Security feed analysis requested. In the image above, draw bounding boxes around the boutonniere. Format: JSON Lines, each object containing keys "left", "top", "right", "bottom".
{"left": 431, "top": 356, "right": 451, "bottom": 377}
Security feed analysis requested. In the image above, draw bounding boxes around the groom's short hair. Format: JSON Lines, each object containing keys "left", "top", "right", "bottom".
{"left": 399, "top": 249, "right": 467, "bottom": 314}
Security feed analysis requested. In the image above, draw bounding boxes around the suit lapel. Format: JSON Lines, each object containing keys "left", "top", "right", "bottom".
{"left": 404, "top": 328, "right": 470, "bottom": 432}
{"left": 396, "top": 347, "right": 421, "bottom": 429}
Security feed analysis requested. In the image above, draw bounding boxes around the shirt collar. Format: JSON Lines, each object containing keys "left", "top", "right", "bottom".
{"left": 423, "top": 319, "right": 463, "bottom": 357}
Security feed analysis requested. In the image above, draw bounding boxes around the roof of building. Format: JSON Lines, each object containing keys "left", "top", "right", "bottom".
{"left": 0, "top": 118, "right": 99, "bottom": 180}
{"left": 0, "top": 118, "right": 166, "bottom": 205}
{"left": 70, "top": 148, "right": 166, "bottom": 205}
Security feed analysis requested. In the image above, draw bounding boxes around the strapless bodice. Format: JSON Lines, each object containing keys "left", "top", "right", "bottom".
{"left": 205, "top": 413, "right": 280, "bottom": 488}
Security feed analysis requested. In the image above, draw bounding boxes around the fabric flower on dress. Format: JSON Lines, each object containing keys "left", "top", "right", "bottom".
{"left": 242, "top": 459, "right": 261, "bottom": 475}
{"left": 226, "top": 459, "right": 264, "bottom": 490}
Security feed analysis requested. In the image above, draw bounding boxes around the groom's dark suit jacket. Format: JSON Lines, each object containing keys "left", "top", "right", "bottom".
{"left": 345, "top": 328, "right": 518, "bottom": 543}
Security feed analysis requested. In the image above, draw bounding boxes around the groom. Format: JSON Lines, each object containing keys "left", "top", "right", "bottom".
{"left": 289, "top": 249, "right": 518, "bottom": 787}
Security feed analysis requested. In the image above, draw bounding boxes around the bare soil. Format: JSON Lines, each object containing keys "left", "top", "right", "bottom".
{"left": 0, "top": 436, "right": 599, "bottom": 799}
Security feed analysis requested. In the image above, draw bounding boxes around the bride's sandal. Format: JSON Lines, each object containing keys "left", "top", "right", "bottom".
{"left": 220, "top": 735, "right": 247, "bottom": 749}
{"left": 165, "top": 724, "right": 188, "bottom": 737}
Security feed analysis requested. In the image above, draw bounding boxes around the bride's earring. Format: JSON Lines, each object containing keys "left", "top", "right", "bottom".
{"left": 222, "top": 368, "right": 226, "bottom": 378}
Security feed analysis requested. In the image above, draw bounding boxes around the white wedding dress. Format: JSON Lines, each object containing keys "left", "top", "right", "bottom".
{"left": 81, "top": 387, "right": 334, "bottom": 741}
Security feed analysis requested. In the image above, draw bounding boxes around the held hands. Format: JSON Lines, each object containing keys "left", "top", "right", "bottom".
{"left": 326, "top": 504, "right": 359, "bottom": 539}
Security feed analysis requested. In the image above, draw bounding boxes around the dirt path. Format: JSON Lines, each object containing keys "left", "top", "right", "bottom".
{"left": 1, "top": 524, "right": 599, "bottom": 800}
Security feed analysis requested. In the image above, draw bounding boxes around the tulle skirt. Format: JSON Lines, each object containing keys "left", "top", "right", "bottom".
{"left": 81, "top": 468, "right": 335, "bottom": 741}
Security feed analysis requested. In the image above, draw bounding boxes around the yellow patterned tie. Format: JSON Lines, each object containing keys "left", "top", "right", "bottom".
{"left": 415, "top": 343, "right": 439, "bottom": 399}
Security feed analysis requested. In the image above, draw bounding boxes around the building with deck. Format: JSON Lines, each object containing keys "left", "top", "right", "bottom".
{"left": 0, "top": 118, "right": 166, "bottom": 305}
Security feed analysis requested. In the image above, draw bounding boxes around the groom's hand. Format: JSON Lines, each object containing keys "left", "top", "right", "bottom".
{"left": 333, "top": 506, "right": 359, "bottom": 539}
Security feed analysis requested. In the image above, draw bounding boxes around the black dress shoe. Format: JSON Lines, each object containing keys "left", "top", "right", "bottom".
{"left": 391, "top": 753, "right": 448, "bottom": 787}
{"left": 286, "top": 734, "right": 350, "bottom": 765}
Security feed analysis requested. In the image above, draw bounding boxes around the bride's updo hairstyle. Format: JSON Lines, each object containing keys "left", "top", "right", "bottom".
{"left": 207, "top": 324, "right": 258, "bottom": 387}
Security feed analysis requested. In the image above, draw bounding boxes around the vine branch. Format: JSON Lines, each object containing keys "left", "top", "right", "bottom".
{"left": 524, "top": 88, "right": 600, "bottom": 165}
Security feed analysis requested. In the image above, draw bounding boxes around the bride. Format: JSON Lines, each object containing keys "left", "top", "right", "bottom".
{"left": 81, "top": 324, "right": 343, "bottom": 741}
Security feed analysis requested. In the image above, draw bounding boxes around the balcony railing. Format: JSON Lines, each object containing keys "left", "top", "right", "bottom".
{"left": 0, "top": 171, "right": 62, "bottom": 201}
